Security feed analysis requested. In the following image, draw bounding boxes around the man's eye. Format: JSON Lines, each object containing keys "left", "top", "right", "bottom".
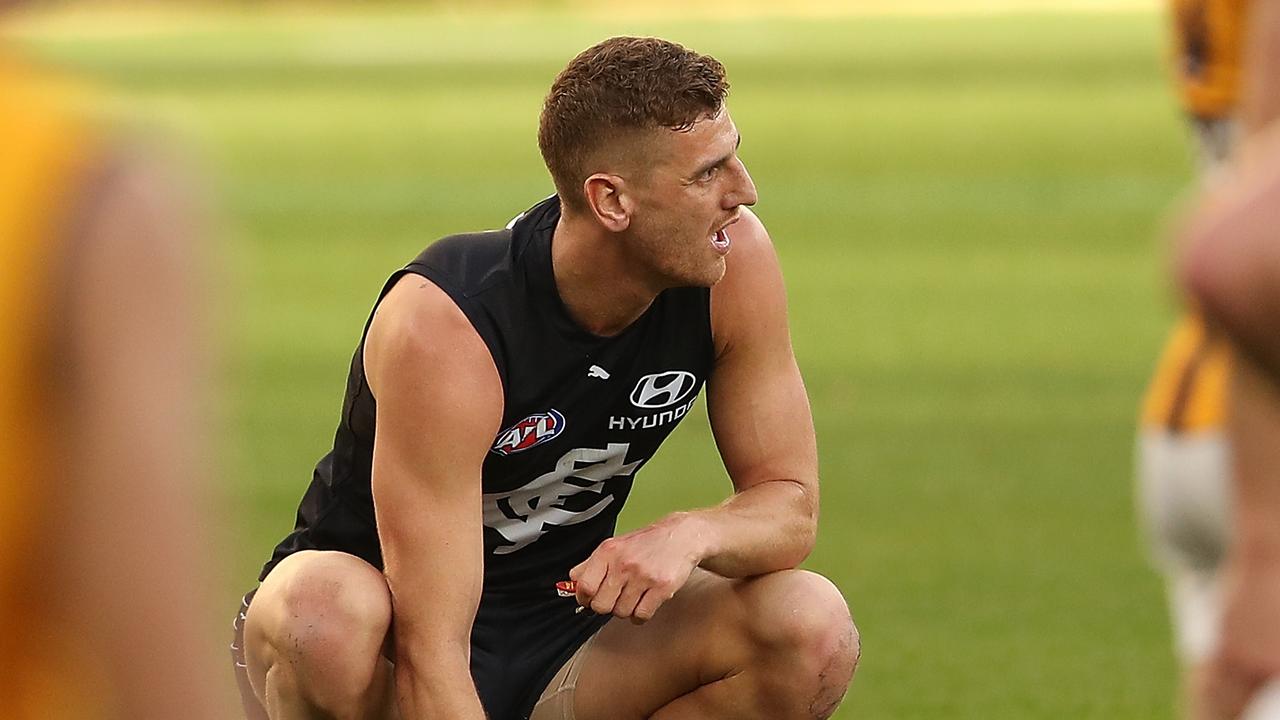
{"left": 698, "top": 167, "right": 717, "bottom": 182}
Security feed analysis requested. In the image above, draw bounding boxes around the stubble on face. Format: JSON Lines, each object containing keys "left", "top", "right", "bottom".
{"left": 618, "top": 112, "right": 739, "bottom": 289}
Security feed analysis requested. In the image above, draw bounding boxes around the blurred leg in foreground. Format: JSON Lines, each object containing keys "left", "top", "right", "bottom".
{"left": 0, "top": 33, "right": 226, "bottom": 720}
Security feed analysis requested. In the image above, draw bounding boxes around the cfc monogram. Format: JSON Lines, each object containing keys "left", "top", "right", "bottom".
{"left": 482, "top": 443, "right": 645, "bottom": 554}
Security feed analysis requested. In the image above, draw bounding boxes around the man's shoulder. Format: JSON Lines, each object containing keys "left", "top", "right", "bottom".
{"left": 365, "top": 273, "right": 500, "bottom": 398}
{"left": 714, "top": 208, "right": 778, "bottom": 297}
{"left": 411, "top": 227, "right": 516, "bottom": 291}
{"left": 408, "top": 195, "right": 558, "bottom": 295}
{"left": 709, "top": 208, "right": 788, "bottom": 359}
{"left": 731, "top": 207, "right": 769, "bottom": 243}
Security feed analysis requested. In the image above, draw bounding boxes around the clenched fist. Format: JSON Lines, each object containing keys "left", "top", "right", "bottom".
{"left": 569, "top": 513, "right": 706, "bottom": 624}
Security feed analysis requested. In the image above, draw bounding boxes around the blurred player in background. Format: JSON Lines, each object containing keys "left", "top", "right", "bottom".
{"left": 1166, "top": 0, "right": 1280, "bottom": 717}
{"left": 1, "top": 13, "right": 225, "bottom": 719}
{"left": 1137, "top": 0, "right": 1280, "bottom": 717}
{"left": 1169, "top": 0, "right": 1245, "bottom": 178}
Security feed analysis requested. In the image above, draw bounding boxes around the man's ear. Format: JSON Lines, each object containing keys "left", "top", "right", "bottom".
{"left": 583, "top": 173, "right": 632, "bottom": 232}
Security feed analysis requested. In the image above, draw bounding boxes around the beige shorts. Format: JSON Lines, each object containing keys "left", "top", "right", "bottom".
{"left": 529, "top": 630, "right": 601, "bottom": 720}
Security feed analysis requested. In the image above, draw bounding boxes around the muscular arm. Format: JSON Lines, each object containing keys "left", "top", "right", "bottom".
{"left": 570, "top": 210, "right": 818, "bottom": 622}
{"left": 365, "top": 275, "right": 503, "bottom": 720}
{"left": 695, "top": 209, "right": 819, "bottom": 577}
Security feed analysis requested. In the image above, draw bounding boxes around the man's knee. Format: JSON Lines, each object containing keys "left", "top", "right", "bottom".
{"left": 738, "top": 570, "right": 859, "bottom": 714}
{"left": 741, "top": 570, "right": 857, "bottom": 657}
{"left": 246, "top": 552, "right": 393, "bottom": 713}
{"left": 272, "top": 554, "right": 391, "bottom": 654}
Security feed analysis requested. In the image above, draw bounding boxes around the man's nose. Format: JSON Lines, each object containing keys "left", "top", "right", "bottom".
{"left": 725, "top": 156, "right": 758, "bottom": 208}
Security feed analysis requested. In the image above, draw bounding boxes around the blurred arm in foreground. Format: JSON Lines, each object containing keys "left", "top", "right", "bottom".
{"left": 1178, "top": 2, "right": 1280, "bottom": 718}
{"left": 0, "top": 42, "right": 227, "bottom": 719}
{"left": 61, "top": 143, "right": 229, "bottom": 720}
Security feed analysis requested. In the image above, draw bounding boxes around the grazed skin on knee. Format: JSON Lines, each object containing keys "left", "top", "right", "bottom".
{"left": 809, "top": 618, "right": 859, "bottom": 719}
{"left": 739, "top": 570, "right": 859, "bottom": 720}
{"left": 247, "top": 553, "right": 395, "bottom": 720}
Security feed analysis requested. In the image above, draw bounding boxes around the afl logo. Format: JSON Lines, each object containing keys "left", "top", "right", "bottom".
{"left": 630, "top": 371, "right": 697, "bottom": 409}
{"left": 491, "top": 410, "right": 566, "bottom": 456}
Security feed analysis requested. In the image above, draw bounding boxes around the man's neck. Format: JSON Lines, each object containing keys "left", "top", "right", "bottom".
{"left": 550, "top": 212, "right": 660, "bottom": 337}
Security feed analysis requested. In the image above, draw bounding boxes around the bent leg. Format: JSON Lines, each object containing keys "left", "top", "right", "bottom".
{"left": 570, "top": 568, "right": 858, "bottom": 720}
{"left": 243, "top": 551, "right": 398, "bottom": 720}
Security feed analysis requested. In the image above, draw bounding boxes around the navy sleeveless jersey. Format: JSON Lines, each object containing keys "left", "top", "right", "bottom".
{"left": 261, "top": 196, "right": 715, "bottom": 720}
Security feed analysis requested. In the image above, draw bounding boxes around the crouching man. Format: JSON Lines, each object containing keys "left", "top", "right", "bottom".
{"left": 233, "top": 35, "right": 858, "bottom": 720}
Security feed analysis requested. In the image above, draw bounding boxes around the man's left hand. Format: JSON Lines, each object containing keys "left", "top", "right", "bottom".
{"left": 569, "top": 513, "right": 706, "bottom": 624}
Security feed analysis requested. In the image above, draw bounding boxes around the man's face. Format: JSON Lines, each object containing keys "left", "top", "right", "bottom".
{"left": 622, "top": 109, "right": 758, "bottom": 289}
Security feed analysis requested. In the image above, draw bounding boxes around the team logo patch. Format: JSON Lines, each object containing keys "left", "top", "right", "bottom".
{"left": 630, "top": 371, "right": 697, "bottom": 409}
{"left": 491, "top": 409, "right": 567, "bottom": 456}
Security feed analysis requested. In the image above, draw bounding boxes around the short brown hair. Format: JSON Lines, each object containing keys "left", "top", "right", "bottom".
{"left": 538, "top": 37, "right": 730, "bottom": 212}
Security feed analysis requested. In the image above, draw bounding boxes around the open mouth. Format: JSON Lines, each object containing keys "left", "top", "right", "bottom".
{"left": 710, "top": 228, "right": 732, "bottom": 253}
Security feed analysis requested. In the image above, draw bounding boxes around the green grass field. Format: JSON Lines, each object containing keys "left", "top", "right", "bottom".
{"left": 14, "top": 6, "right": 1191, "bottom": 717}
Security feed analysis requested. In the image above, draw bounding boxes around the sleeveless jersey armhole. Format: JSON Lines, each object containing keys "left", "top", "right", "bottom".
{"left": 699, "top": 285, "right": 719, "bottom": 380}
{"left": 397, "top": 262, "right": 510, "bottom": 398}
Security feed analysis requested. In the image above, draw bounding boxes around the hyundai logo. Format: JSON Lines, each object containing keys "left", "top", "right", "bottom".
{"left": 630, "top": 371, "right": 697, "bottom": 409}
